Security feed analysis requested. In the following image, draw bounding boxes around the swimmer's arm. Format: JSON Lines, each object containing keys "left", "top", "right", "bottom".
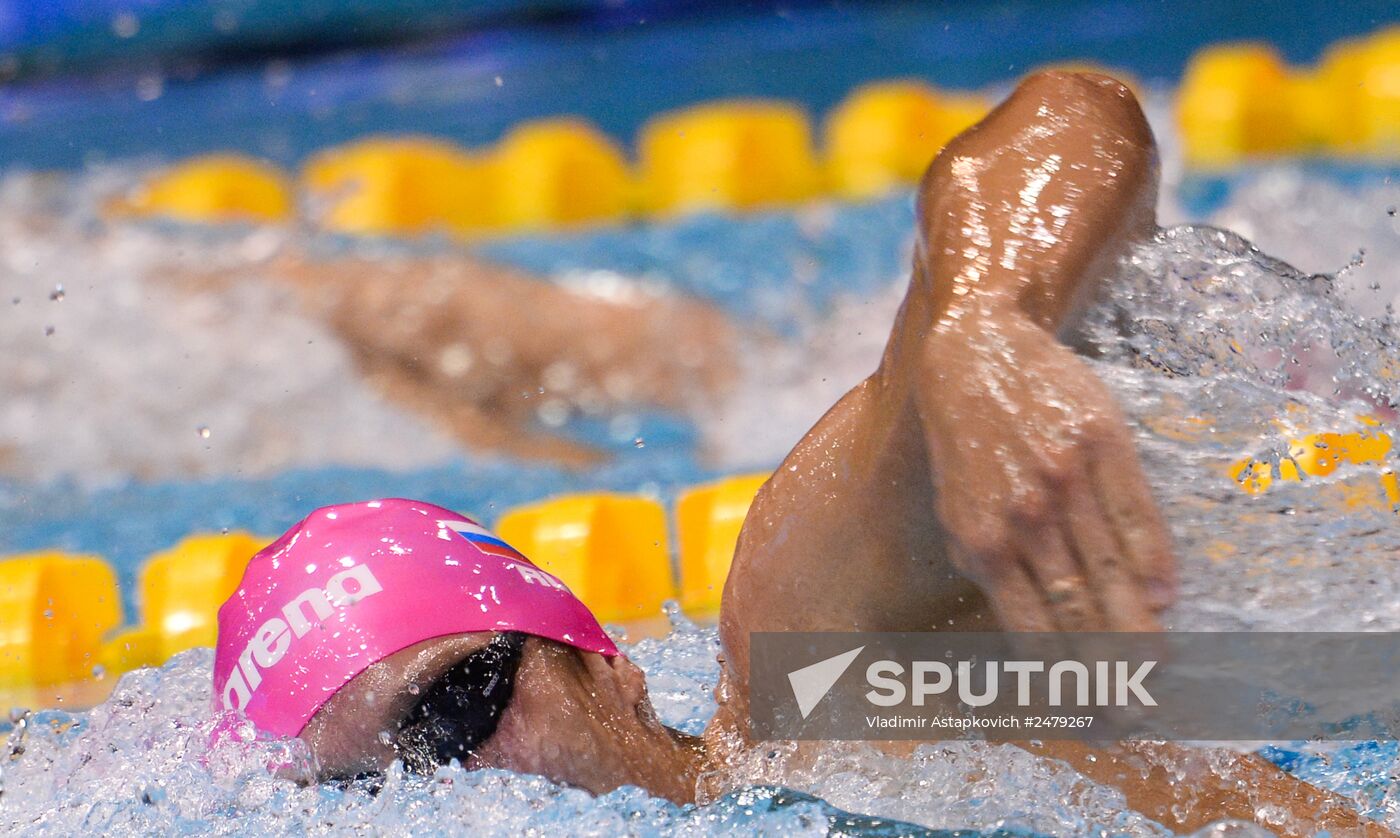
{"left": 720, "top": 72, "right": 1177, "bottom": 673}
{"left": 186, "top": 249, "right": 736, "bottom": 465}
{"left": 1029, "top": 740, "right": 1393, "bottom": 838}
{"left": 887, "top": 71, "right": 1177, "bottom": 634}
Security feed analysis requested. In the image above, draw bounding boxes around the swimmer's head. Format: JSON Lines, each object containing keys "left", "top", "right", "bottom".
{"left": 213, "top": 499, "right": 691, "bottom": 790}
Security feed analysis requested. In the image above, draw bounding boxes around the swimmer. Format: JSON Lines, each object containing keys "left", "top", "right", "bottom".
{"left": 213, "top": 72, "right": 1385, "bottom": 836}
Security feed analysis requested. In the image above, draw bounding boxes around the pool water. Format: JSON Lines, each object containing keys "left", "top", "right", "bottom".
{"left": 4, "top": 91, "right": 1400, "bottom": 834}
{"left": 0, "top": 623, "right": 1180, "bottom": 836}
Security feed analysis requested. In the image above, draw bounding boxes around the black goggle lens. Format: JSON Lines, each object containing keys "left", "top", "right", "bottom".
{"left": 394, "top": 631, "right": 527, "bottom": 775}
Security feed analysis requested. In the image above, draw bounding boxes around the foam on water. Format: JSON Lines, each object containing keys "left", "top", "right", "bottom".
{"left": 0, "top": 630, "right": 1072, "bottom": 837}
{"left": 1175, "top": 171, "right": 1400, "bottom": 310}
{"left": 0, "top": 169, "right": 459, "bottom": 484}
{"left": 5, "top": 645, "right": 827, "bottom": 837}
{"left": 0, "top": 626, "right": 1250, "bottom": 838}
{"left": 1083, "top": 225, "right": 1400, "bottom": 634}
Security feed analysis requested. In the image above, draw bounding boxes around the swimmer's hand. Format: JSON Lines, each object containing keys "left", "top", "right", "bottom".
{"left": 916, "top": 304, "right": 1176, "bottom": 631}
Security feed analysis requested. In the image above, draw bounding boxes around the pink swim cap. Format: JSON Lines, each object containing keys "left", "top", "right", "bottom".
{"left": 212, "top": 498, "right": 619, "bottom": 737}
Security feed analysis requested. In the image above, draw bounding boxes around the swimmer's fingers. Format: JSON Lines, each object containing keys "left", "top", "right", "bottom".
{"left": 1064, "top": 463, "right": 1160, "bottom": 632}
{"left": 1012, "top": 524, "right": 1101, "bottom": 632}
{"left": 1088, "top": 427, "right": 1178, "bottom": 612}
{"left": 980, "top": 547, "right": 1057, "bottom": 634}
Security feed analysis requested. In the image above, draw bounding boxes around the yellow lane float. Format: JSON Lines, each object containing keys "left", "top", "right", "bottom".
{"left": 1286, "top": 68, "right": 1340, "bottom": 153}
{"left": 99, "top": 625, "right": 164, "bottom": 675}
{"left": 112, "top": 153, "right": 294, "bottom": 224}
{"left": 676, "top": 473, "right": 768, "bottom": 615}
{"left": 1177, "top": 43, "right": 1298, "bottom": 167}
{"left": 497, "top": 493, "right": 676, "bottom": 623}
{"left": 1178, "top": 26, "right": 1400, "bottom": 164}
{"left": 1230, "top": 422, "right": 1395, "bottom": 509}
{"left": 111, "top": 24, "right": 1400, "bottom": 243}
{"left": 302, "top": 136, "right": 497, "bottom": 237}
{"left": 132, "top": 531, "right": 268, "bottom": 660}
{"left": 494, "top": 118, "right": 634, "bottom": 231}
{"left": 1321, "top": 27, "right": 1400, "bottom": 157}
{"left": 824, "top": 81, "right": 987, "bottom": 200}
{"left": 0, "top": 552, "right": 120, "bottom": 687}
{"left": 639, "top": 100, "right": 822, "bottom": 216}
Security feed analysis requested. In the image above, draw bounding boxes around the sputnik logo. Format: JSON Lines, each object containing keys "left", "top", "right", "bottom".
{"left": 787, "top": 646, "right": 864, "bottom": 719}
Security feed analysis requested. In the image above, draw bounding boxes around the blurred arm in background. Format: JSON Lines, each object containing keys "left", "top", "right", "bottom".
{"left": 205, "top": 249, "right": 738, "bottom": 466}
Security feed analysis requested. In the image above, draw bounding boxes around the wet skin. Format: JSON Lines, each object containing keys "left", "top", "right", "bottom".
{"left": 300, "top": 73, "right": 1391, "bottom": 837}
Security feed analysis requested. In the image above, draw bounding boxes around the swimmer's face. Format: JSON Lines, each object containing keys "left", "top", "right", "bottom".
{"left": 301, "top": 632, "right": 694, "bottom": 799}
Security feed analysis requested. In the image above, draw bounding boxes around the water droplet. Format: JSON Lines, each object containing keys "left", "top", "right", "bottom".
{"left": 494, "top": 76, "right": 504, "bottom": 87}
{"left": 91, "top": 664, "right": 106, "bottom": 680}
{"left": 377, "top": 730, "right": 394, "bottom": 746}
{"left": 196, "top": 425, "right": 211, "bottom": 439}
{"left": 48, "top": 285, "right": 64, "bottom": 302}
{"left": 111, "top": 11, "right": 139, "bottom": 38}
{"left": 1388, "top": 206, "right": 1397, "bottom": 217}
{"left": 407, "top": 683, "right": 420, "bottom": 696}
{"left": 10, "top": 297, "right": 18, "bottom": 305}
{"left": 41, "top": 609, "right": 53, "bottom": 619}
{"left": 536, "top": 399, "right": 569, "bottom": 428}
{"left": 633, "top": 437, "right": 646, "bottom": 448}
{"left": 43, "top": 325, "right": 54, "bottom": 336}
{"left": 136, "top": 73, "right": 164, "bottom": 102}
